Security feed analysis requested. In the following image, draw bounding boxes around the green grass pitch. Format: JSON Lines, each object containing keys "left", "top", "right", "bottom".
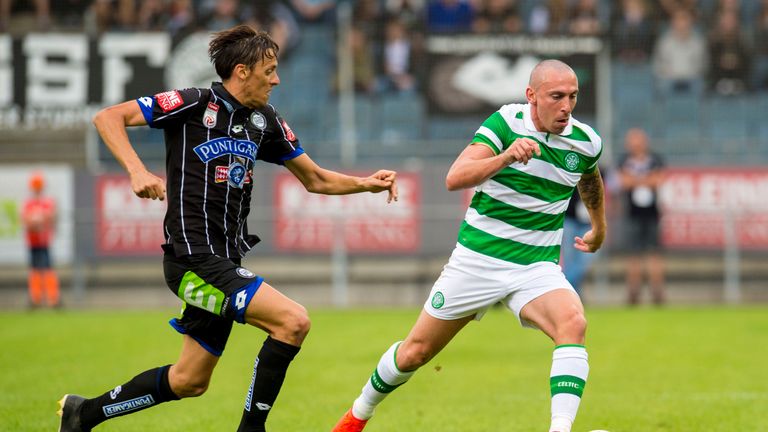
{"left": 1, "top": 306, "right": 766, "bottom": 431}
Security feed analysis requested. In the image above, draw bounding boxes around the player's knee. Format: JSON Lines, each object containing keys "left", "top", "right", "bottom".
{"left": 170, "top": 372, "right": 210, "bottom": 398}
{"left": 558, "top": 309, "right": 587, "bottom": 342}
{"left": 396, "top": 341, "right": 433, "bottom": 371}
{"left": 275, "top": 305, "right": 311, "bottom": 345}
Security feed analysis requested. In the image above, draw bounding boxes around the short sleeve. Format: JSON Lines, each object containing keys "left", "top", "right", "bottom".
{"left": 472, "top": 111, "right": 510, "bottom": 155}
{"left": 256, "top": 106, "right": 305, "bottom": 165}
{"left": 136, "top": 88, "right": 206, "bottom": 129}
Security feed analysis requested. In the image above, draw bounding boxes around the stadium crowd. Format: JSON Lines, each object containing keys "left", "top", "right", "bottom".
{"left": 3, "top": 0, "right": 768, "bottom": 96}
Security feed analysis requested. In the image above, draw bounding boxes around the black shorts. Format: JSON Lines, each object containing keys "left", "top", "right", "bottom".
{"left": 626, "top": 217, "right": 661, "bottom": 253}
{"left": 163, "top": 248, "right": 264, "bottom": 356}
{"left": 29, "top": 247, "right": 52, "bottom": 269}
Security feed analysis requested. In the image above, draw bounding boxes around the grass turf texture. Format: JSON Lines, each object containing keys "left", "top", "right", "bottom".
{"left": 1, "top": 306, "right": 766, "bottom": 431}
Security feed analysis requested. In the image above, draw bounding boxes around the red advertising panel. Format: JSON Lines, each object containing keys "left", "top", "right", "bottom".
{"left": 659, "top": 167, "right": 768, "bottom": 249}
{"left": 96, "top": 175, "right": 167, "bottom": 255}
{"left": 274, "top": 172, "right": 421, "bottom": 252}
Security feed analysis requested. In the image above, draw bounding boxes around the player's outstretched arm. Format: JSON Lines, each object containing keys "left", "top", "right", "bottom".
{"left": 574, "top": 169, "right": 607, "bottom": 253}
{"left": 285, "top": 153, "right": 398, "bottom": 202}
{"left": 93, "top": 101, "right": 166, "bottom": 201}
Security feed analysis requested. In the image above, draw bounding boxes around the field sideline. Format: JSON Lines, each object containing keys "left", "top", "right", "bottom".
{"left": 1, "top": 306, "right": 766, "bottom": 431}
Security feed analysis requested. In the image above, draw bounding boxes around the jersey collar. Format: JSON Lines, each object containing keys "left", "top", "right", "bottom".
{"left": 523, "top": 103, "right": 573, "bottom": 136}
{"left": 211, "top": 82, "right": 247, "bottom": 113}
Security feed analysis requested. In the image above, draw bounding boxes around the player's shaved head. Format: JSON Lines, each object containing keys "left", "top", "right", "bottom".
{"left": 528, "top": 60, "right": 576, "bottom": 89}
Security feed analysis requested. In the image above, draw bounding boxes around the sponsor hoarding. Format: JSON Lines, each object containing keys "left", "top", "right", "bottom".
{"left": 274, "top": 172, "right": 421, "bottom": 252}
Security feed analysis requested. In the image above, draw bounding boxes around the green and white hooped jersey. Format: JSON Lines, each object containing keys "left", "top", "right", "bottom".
{"left": 459, "top": 103, "right": 602, "bottom": 265}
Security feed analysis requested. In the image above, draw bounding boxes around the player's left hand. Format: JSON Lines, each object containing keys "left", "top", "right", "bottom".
{"left": 574, "top": 229, "right": 605, "bottom": 253}
{"left": 365, "top": 170, "right": 398, "bottom": 203}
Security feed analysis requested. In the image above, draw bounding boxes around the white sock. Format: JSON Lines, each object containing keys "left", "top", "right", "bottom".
{"left": 351, "top": 342, "right": 415, "bottom": 420}
{"left": 549, "top": 345, "right": 589, "bottom": 432}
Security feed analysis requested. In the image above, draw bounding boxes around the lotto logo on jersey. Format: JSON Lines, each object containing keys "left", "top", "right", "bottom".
{"left": 155, "top": 90, "right": 183, "bottom": 112}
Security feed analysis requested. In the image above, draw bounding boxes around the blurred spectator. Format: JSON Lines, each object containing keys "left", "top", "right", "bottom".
{"left": 244, "top": 0, "right": 301, "bottom": 59}
{"left": 657, "top": 0, "right": 698, "bottom": 18}
{"left": 203, "top": 0, "right": 238, "bottom": 31}
{"left": 527, "top": 0, "right": 568, "bottom": 34}
{"left": 426, "top": 0, "right": 474, "bottom": 33}
{"left": 618, "top": 128, "right": 666, "bottom": 306}
{"left": 384, "top": 0, "right": 426, "bottom": 29}
{"left": 50, "top": 0, "right": 90, "bottom": 29}
{"left": 21, "top": 173, "right": 60, "bottom": 309}
{"left": 651, "top": 8, "right": 708, "bottom": 95}
{"left": 613, "top": 0, "right": 656, "bottom": 62}
{"left": 137, "top": 0, "right": 167, "bottom": 31}
{"left": 380, "top": 17, "right": 416, "bottom": 92}
{"left": 472, "top": 0, "right": 522, "bottom": 34}
{"left": 708, "top": 10, "right": 751, "bottom": 95}
{"left": 0, "top": 0, "right": 49, "bottom": 32}
{"left": 289, "top": 0, "right": 335, "bottom": 23}
{"left": 754, "top": 0, "right": 768, "bottom": 90}
{"left": 166, "top": 0, "right": 197, "bottom": 38}
{"left": 93, "top": 0, "right": 136, "bottom": 32}
{"left": 568, "top": 0, "right": 604, "bottom": 36}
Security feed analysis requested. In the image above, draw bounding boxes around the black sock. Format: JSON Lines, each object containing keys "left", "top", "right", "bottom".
{"left": 80, "top": 365, "right": 180, "bottom": 429}
{"left": 237, "top": 336, "right": 301, "bottom": 432}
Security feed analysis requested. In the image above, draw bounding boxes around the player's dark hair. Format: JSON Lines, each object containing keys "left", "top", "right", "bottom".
{"left": 208, "top": 25, "right": 279, "bottom": 80}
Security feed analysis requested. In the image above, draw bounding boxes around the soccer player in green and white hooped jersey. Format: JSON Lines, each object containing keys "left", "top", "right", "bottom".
{"left": 332, "top": 59, "right": 607, "bottom": 432}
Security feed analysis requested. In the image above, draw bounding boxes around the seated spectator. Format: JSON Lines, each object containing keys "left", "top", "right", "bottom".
{"left": 613, "top": 0, "right": 655, "bottom": 62}
{"left": 426, "top": 0, "right": 474, "bottom": 33}
{"left": 51, "top": 0, "right": 89, "bottom": 29}
{"left": 0, "top": 0, "right": 49, "bottom": 32}
{"left": 708, "top": 10, "right": 751, "bottom": 95}
{"left": 289, "top": 0, "right": 335, "bottom": 24}
{"left": 568, "top": 0, "right": 604, "bottom": 36}
{"left": 384, "top": 0, "right": 426, "bottom": 29}
{"left": 527, "top": 0, "right": 568, "bottom": 35}
{"left": 657, "top": 0, "right": 698, "bottom": 19}
{"left": 166, "top": 0, "right": 197, "bottom": 39}
{"left": 244, "top": 0, "right": 301, "bottom": 59}
{"left": 137, "top": 0, "right": 167, "bottom": 31}
{"left": 472, "top": 0, "right": 522, "bottom": 34}
{"left": 203, "top": 0, "right": 238, "bottom": 31}
{"left": 753, "top": 0, "right": 768, "bottom": 90}
{"left": 92, "top": 0, "right": 136, "bottom": 33}
{"left": 652, "top": 8, "right": 708, "bottom": 95}
{"left": 381, "top": 18, "right": 416, "bottom": 92}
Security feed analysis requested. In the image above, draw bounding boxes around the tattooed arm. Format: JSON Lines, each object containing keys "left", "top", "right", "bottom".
{"left": 573, "top": 169, "right": 607, "bottom": 253}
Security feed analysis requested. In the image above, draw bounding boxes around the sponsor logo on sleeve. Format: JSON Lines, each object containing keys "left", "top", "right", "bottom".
{"left": 280, "top": 119, "right": 296, "bottom": 142}
{"left": 155, "top": 90, "right": 184, "bottom": 112}
{"left": 138, "top": 97, "right": 153, "bottom": 109}
{"left": 203, "top": 102, "right": 219, "bottom": 128}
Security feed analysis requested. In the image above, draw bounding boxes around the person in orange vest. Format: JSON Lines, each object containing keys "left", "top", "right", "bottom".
{"left": 21, "top": 172, "right": 60, "bottom": 308}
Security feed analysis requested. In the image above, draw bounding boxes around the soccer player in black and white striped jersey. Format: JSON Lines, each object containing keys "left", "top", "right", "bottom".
{"left": 57, "top": 25, "right": 398, "bottom": 432}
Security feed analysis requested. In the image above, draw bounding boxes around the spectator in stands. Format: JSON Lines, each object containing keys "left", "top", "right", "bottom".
{"left": 244, "top": 0, "right": 302, "bottom": 59}
{"left": 426, "top": 0, "right": 474, "bottom": 33}
{"left": 618, "top": 128, "right": 666, "bottom": 306}
{"left": 203, "top": 0, "right": 239, "bottom": 31}
{"left": 527, "top": 0, "right": 568, "bottom": 35}
{"left": 708, "top": 10, "right": 751, "bottom": 95}
{"left": 289, "top": 0, "right": 335, "bottom": 24}
{"left": 752, "top": 0, "right": 768, "bottom": 90}
{"left": 472, "top": 0, "right": 523, "bottom": 34}
{"left": 657, "top": 0, "right": 698, "bottom": 19}
{"left": 0, "top": 0, "right": 49, "bottom": 32}
{"left": 21, "top": 172, "right": 60, "bottom": 309}
{"left": 381, "top": 17, "right": 417, "bottom": 92}
{"left": 51, "top": 0, "right": 90, "bottom": 29}
{"left": 384, "top": 0, "right": 426, "bottom": 29}
{"left": 166, "top": 0, "right": 197, "bottom": 39}
{"left": 92, "top": 0, "right": 136, "bottom": 33}
{"left": 651, "top": 8, "right": 708, "bottom": 95}
{"left": 613, "top": 0, "right": 656, "bottom": 62}
{"left": 137, "top": 0, "right": 167, "bottom": 31}
{"left": 567, "top": 0, "right": 604, "bottom": 36}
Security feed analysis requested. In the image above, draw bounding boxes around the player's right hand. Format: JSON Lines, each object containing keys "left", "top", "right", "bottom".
{"left": 504, "top": 137, "right": 541, "bottom": 165}
{"left": 130, "top": 169, "right": 166, "bottom": 201}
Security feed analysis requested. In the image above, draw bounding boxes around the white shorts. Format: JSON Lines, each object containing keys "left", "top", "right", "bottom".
{"left": 424, "top": 243, "right": 576, "bottom": 327}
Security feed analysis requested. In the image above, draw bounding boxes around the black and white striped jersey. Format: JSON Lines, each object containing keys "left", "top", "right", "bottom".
{"left": 137, "top": 82, "right": 305, "bottom": 258}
